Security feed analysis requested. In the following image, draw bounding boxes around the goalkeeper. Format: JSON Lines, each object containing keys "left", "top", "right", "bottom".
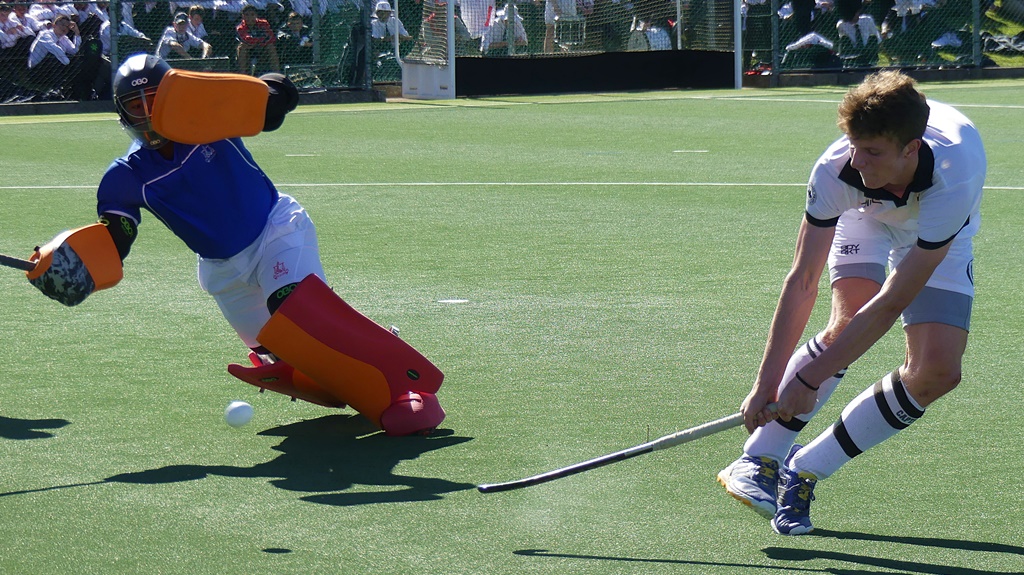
{"left": 26, "top": 54, "right": 445, "bottom": 436}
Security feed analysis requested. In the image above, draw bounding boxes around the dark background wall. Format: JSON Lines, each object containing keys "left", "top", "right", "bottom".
{"left": 456, "top": 50, "right": 734, "bottom": 96}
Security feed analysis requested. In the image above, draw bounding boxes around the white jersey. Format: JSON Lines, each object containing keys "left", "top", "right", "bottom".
{"left": 805, "top": 100, "right": 985, "bottom": 250}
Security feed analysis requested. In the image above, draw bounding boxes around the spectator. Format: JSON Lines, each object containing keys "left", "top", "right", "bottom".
{"left": 12, "top": 3, "right": 46, "bottom": 35}
{"left": 26, "top": 13, "right": 80, "bottom": 98}
{"left": 157, "top": 10, "right": 213, "bottom": 58}
{"left": 29, "top": 0, "right": 60, "bottom": 26}
{"left": 72, "top": 1, "right": 107, "bottom": 38}
{"left": 543, "top": 0, "right": 576, "bottom": 52}
{"left": 187, "top": 5, "right": 208, "bottom": 40}
{"left": 133, "top": 0, "right": 173, "bottom": 42}
{"left": 236, "top": 3, "right": 279, "bottom": 74}
{"left": 457, "top": 0, "right": 495, "bottom": 41}
{"left": 836, "top": 5, "right": 881, "bottom": 65}
{"left": 370, "top": 1, "right": 411, "bottom": 42}
{"left": 245, "top": 0, "right": 286, "bottom": 29}
{"left": 1, "top": 1, "right": 34, "bottom": 100}
{"left": 276, "top": 11, "right": 312, "bottom": 67}
{"left": 480, "top": 2, "right": 526, "bottom": 53}
{"left": 1, "top": 2, "right": 36, "bottom": 57}
{"left": 206, "top": 0, "right": 245, "bottom": 58}
{"left": 100, "top": 10, "right": 154, "bottom": 55}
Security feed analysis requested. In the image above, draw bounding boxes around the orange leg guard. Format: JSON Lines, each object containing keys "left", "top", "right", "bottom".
{"left": 231, "top": 275, "right": 445, "bottom": 435}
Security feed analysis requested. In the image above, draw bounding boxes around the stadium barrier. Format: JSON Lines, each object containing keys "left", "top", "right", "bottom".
{"left": 1, "top": 0, "right": 1021, "bottom": 104}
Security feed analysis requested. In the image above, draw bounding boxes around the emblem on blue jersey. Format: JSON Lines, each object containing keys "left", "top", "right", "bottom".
{"left": 201, "top": 145, "right": 216, "bottom": 163}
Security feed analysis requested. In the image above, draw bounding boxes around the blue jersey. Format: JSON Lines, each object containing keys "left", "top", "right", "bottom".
{"left": 96, "top": 138, "right": 278, "bottom": 259}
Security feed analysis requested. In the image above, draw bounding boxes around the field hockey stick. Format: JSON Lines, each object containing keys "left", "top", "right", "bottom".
{"left": 477, "top": 403, "right": 778, "bottom": 493}
{"left": 0, "top": 252, "right": 35, "bottom": 272}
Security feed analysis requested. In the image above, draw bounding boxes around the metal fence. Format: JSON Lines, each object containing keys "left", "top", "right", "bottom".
{"left": 1, "top": 0, "right": 1022, "bottom": 104}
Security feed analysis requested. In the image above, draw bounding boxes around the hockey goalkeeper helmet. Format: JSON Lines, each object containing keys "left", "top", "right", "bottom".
{"left": 113, "top": 54, "right": 172, "bottom": 149}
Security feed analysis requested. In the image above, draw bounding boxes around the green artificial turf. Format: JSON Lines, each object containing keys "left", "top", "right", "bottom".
{"left": 0, "top": 81, "right": 1022, "bottom": 574}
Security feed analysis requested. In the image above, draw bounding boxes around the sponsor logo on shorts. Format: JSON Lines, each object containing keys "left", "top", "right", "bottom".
{"left": 274, "top": 284, "right": 296, "bottom": 300}
{"left": 273, "top": 261, "right": 289, "bottom": 280}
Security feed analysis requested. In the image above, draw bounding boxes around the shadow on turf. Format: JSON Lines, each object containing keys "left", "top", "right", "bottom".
{"left": 762, "top": 529, "right": 1024, "bottom": 575}
{"left": 0, "top": 415, "right": 69, "bottom": 439}
{"left": 514, "top": 549, "right": 820, "bottom": 572}
{"left": 101, "top": 414, "right": 476, "bottom": 505}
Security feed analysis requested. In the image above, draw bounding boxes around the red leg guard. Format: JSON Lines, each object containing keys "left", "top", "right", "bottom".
{"left": 255, "top": 275, "right": 446, "bottom": 435}
{"left": 379, "top": 391, "right": 445, "bottom": 436}
{"left": 228, "top": 352, "right": 347, "bottom": 408}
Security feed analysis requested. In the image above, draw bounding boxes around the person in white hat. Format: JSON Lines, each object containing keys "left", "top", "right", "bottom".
{"left": 371, "top": 1, "right": 411, "bottom": 43}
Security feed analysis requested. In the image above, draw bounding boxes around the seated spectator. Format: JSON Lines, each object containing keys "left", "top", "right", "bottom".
{"left": 26, "top": 13, "right": 80, "bottom": 98}
{"left": 236, "top": 3, "right": 278, "bottom": 74}
{"left": 206, "top": 0, "right": 245, "bottom": 58}
{"left": 543, "top": 0, "right": 576, "bottom": 52}
{"left": 29, "top": 0, "right": 60, "bottom": 26}
{"left": 370, "top": 1, "right": 411, "bottom": 44}
{"left": 245, "top": 0, "right": 286, "bottom": 29}
{"left": 836, "top": 8, "right": 881, "bottom": 65}
{"left": 1, "top": 2, "right": 36, "bottom": 58}
{"left": 627, "top": 16, "right": 672, "bottom": 51}
{"left": 157, "top": 11, "right": 213, "bottom": 58}
{"left": 480, "top": 3, "right": 526, "bottom": 54}
{"left": 71, "top": 1, "right": 105, "bottom": 38}
{"left": 187, "top": 5, "right": 208, "bottom": 41}
{"left": 133, "top": 0, "right": 172, "bottom": 43}
{"left": 457, "top": 0, "right": 495, "bottom": 42}
{"left": 1, "top": 2, "right": 34, "bottom": 99}
{"left": 276, "top": 11, "right": 312, "bottom": 67}
{"left": 12, "top": 3, "right": 45, "bottom": 36}
{"left": 101, "top": 12, "right": 154, "bottom": 54}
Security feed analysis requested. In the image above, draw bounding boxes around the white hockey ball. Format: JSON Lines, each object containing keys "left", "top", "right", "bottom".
{"left": 224, "top": 401, "right": 254, "bottom": 427}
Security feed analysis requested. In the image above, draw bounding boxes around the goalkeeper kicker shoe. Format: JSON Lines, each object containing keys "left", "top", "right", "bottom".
{"left": 717, "top": 455, "right": 781, "bottom": 518}
{"left": 771, "top": 469, "right": 818, "bottom": 535}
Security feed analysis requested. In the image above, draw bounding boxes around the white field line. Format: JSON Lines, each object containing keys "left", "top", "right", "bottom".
{"left": 1, "top": 182, "right": 1021, "bottom": 190}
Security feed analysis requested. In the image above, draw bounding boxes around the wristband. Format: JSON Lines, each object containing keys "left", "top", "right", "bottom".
{"left": 795, "top": 372, "right": 819, "bottom": 391}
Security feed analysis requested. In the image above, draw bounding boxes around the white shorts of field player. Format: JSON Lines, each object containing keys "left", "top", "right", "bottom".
{"left": 827, "top": 209, "right": 974, "bottom": 331}
{"left": 197, "top": 193, "right": 326, "bottom": 348}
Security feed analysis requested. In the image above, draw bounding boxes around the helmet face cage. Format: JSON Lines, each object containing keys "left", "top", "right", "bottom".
{"left": 114, "top": 87, "right": 164, "bottom": 149}
{"left": 113, "top": 54, "right": 172, "bottom": 149}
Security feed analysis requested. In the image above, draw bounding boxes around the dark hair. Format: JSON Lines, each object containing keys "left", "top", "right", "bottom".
{"left": 241, "top": 4, "right": 258, "bottom": 14}
{"left": 837, "top": 70, "right": 930, "bottom": 146}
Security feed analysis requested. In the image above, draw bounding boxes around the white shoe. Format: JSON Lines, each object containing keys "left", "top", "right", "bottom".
{"left": 717, "top": 455, "right": 781, "bottom": 519}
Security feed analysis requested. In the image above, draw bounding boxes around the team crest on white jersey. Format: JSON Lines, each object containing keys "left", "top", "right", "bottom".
{"left": 807, "top": 184, "right": 817, "bottom": 205}
{"left": 201, "top": 145, "right": 216, "bottom": 163}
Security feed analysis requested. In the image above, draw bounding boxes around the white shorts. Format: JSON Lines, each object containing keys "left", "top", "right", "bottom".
{"left": 827, "top": 209, "right": 974, "bottom": 330}
{"left": 197, "top": 193, "right": 325, "bottom": 348}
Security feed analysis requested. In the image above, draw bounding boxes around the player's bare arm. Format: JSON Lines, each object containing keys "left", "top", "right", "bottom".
{"left": 779, "top": 241, "right": 953, "bottom": 420}
{"left": 742, "top": 218, "right": 832, "bottom": 432}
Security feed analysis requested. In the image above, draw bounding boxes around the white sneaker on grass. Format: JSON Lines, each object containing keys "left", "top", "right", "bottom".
{"left": 717, "top": 455, "right": 781, "bottom": 519}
